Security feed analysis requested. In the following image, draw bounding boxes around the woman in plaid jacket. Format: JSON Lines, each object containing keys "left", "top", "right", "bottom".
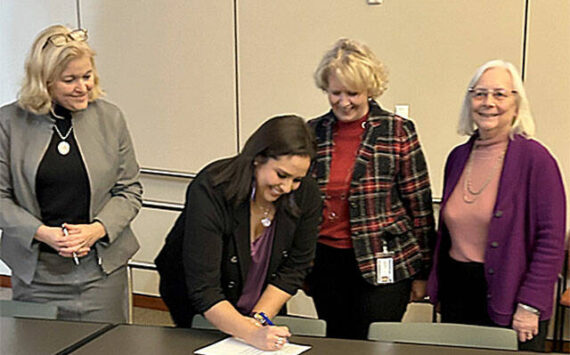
{"left": 307, "top": 38, "right": 436, "bottom": 339}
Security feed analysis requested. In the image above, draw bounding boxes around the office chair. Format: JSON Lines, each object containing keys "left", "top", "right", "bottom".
{"left": 191, "top": 314, "right": 217, "bottom": 330}
{"left": 0, "top": 299, "right": 58, "bottom": 320}
{"left": 367, "top": 322, "right": 518, "bottom": 350}
{"left": 273, "top": 315, "right": 326, "bottom": 337}
{"left": 192, "top": 314, "right": 327, "bottom": 337}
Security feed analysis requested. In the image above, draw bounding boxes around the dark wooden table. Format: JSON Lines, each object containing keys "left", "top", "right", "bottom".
{"left": 0, "top": 316, "right": 112, "bottom": 355}
{"left": 70, "top": 323, "right": 533, "bottom": 355}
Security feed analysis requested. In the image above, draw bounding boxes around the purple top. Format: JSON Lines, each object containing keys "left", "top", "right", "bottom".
{"left": 427, "top": 134, "right": 566, "bottom": 325}
{"left": 236, "top": 223, "right": 276, "bottom": 314}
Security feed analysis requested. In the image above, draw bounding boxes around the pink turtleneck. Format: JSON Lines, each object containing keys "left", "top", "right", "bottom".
{"left": 443, "top": 132, "right": 509, "bottom": 262}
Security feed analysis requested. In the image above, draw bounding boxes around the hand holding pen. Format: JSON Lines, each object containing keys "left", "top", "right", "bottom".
{"left": 253, "top": 312, "right": 290, "bottom": 350}
{"left": 62, "top": 224, "right": 80, "bottom": 265}
{"left": 253, "top": 312, "right": 275, "bottom": 326}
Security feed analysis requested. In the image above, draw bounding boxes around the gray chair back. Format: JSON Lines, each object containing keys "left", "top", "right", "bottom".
{"left": 0, "top": 300, "right": 58, "bottom": 320}
{"left": 191, "top": 314, "right": 217, "bottom": 330}
{"left": 273, "top": 315, "right": 326, "bottom": 337}
{"left": 367, "top": 322, "right": 518, "bottom": 351}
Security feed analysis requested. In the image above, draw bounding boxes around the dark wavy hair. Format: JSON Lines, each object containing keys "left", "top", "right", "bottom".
{"left": 209, "top": 115, "right": 316, "bottom": 212}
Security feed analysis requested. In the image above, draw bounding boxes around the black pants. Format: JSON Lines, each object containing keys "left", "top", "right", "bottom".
{"left": 158, "top": 265, "right": 195, "bottom": 328}
{"left": 307, "top": 244, "right": 411, "bottom": 340}
{"left": 439, "top": 255, "right": 548, "bottom": 352}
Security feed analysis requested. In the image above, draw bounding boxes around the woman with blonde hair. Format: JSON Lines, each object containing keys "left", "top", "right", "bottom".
{"left": 427, "top": 60, "right": 566, "bottom": 352}
{"left": 0, "top": 24, "right": 142, "bottom": 323}
{"left": 307, "top": 38, "right": 436, "bottom": 339}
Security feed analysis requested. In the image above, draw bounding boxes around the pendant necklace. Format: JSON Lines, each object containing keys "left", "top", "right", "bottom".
{"left": 50, "top": 107, "right": 73, "bottom": 156}
{"left": 253, "top": 202, "right": 272, "bottom": 227}
{"left": 260, "top": 206, "right": 272, "bottom": 227}
{"left": 250, "top": 184, "right": 273, "bottom": 227}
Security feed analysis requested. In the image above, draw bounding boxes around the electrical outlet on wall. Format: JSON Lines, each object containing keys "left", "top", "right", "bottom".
{"left": 395, "top": 105, "right": 409, "bottom": 118}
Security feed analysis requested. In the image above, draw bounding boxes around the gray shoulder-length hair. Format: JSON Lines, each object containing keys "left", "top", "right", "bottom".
{"left": 18, "top": 24, "right": 103, "bottom": 115}
{"left": 458, "top": 59, "right": 535, "bottom": 138}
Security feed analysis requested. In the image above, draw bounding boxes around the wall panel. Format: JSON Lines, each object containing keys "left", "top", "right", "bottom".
{"left": 81, "top": 0, "right": 238, "bottom": 173}
{"left": 0, "top": 0, "right": 78, "bottom": 106}
{"left": 237, "top": 0, "right": 525, "bottom": 197}
{"left": 78, "top": 0, "right": 239, "bottom": 294}
{"left": 525, "top": 2, "right": 570, "bottom": 340}
{"left": 525, "top": 0, "right": 570, "bottom": 225}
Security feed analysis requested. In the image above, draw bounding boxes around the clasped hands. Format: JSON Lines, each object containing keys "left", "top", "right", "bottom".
{"left": 35, "top": 222, "right": 106, "bottom": 259}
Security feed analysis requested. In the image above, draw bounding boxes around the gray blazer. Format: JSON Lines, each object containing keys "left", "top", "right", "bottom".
{"left": 0, "top": 100, "right": 142, "bottom": 284}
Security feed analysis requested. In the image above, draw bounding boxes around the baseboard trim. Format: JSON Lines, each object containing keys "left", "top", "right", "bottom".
{"left": 546, "top": 340, "right": 570, "bottom": 353}
{"left": 132, "top": 293, "right": 168, "bottom": 311}
{"left": 0, "top": 275, "right": 11, "bottom": 288}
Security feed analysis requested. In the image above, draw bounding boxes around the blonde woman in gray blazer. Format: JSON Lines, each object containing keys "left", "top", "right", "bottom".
{"left": 0, "top": 25, "right": 142, "bottom": 323}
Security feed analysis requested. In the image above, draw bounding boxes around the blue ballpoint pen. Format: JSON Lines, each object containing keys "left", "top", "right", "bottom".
{"left": 254, "top": 312, "right": 274, "bottom": 326}
{"left": 254, "top": 312, "right": 289, "bottom": 344}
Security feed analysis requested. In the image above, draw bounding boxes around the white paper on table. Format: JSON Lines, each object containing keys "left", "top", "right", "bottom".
{"left": 194, "top": 337, "right": 311, "bottom": 355}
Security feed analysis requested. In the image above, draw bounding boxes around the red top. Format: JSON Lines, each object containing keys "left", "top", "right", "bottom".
{"left": 319, "top": 114, "right": 367, "bottom": 249}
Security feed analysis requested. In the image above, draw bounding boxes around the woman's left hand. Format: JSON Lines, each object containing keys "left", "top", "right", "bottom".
{"left": 512, "top": 305, "right": 539, "bottom": 342}
{"left": 409, "top": 280, "right": 427, "bottom": 302}
{"left": 58, "top": 222, "right": 106, "bottom": 258}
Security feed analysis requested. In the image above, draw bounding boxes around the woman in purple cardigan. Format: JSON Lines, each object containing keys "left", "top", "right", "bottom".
{"left": 427, "top": 60, "right": 566, "bottom": 352}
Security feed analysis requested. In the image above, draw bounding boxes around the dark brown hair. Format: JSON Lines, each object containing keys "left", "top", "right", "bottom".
{"left": 209, "top": 115, "right": 316, "bottom": 211}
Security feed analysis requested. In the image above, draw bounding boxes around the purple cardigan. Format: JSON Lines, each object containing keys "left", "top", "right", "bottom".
{"left": 427, "top": 134, "right": 566, "bottom": 325}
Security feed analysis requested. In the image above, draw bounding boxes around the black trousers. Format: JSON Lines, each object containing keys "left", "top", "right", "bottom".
{"left": 158, "top": 264, "right": 195, "bottom": 328}
{"left": 439, "top": 255, "right": 548, "bottom": 352}
{"left": 308, "top": 243, "right": 411, "bottom": 340}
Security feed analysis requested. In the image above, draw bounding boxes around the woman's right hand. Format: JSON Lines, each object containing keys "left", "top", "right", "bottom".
{"left": 34, "top": 225, "right": 66, "bottom": 250}
{"left": 246, "top": 325, "right": 291, "bottom": 351}
{"left": 204, "top": 302, "right": 290, "bottom": 351}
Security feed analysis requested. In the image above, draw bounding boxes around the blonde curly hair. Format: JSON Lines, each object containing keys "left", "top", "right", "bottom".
{"left": 314, "top": 38, "right": 388, "bottom": 98}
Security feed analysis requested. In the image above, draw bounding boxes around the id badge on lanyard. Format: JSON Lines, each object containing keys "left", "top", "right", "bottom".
{"left": 376, "top": 241, "right": 394, "bottom": 284}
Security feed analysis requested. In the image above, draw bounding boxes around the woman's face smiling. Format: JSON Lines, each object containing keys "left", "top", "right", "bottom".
{"left": 471, "top": 67, "right": 518, "bottom": 140}
{"left": 50, "top": 55, "right": 94, "bottom": 111}
{"left": 254, "top": 155, "right": 311, "bottom": 203}
{"left": 326, "top": 73, "right": 369, "bottom": 122}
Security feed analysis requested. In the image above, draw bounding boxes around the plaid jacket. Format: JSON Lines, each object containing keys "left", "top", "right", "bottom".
{"left": 309, "top": 100, "right": 436, "bottom": 285}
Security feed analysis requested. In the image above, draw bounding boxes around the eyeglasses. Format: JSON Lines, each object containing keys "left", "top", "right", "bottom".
{"left": 468, "top": 88, "right": 517, "bottom": 101}
{"left": 42, "top": 29, "right": 88, "bottom": 50}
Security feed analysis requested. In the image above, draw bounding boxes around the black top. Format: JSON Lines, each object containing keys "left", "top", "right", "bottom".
{"left": 36, "top": 104, "right": 90, "bottom": 252}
